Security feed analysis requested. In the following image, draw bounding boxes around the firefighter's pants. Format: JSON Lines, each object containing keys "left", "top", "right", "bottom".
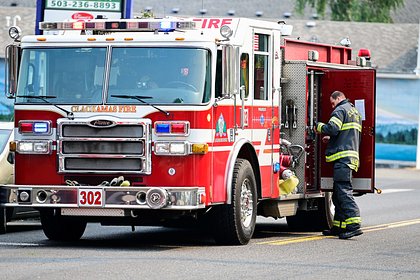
{"left": 332, "top": 162, "right": 361, "bottom": 230}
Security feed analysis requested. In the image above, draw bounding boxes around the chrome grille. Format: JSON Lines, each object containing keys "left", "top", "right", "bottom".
{"left": 62, "top": 125, "right": 144, "bottom": 137}
{"left": 65, "top": 158, "right": 143, "bottom": 171}
{"left": 62, "top": 141, "right": 144, "bottom": 155}
{"left": 57, "top": 117, "right": 151, "bottom": 174}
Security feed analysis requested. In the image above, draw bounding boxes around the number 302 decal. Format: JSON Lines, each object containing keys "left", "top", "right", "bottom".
{"left": 78, "top": 189, "right": 102, "bottom": 206}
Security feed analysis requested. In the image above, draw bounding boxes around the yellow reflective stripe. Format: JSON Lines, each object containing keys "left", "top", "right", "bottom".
{"left": 326, "top": 150, "right": 359, "bottom": 162}
{"left": 347, "top": 163, "right": 358, "bottom": 171}
{"left": 333, "top": 220, "right": 347, "bottom": 228}
{"left": 317, "top": 122, "right": 324, "bottom": 133}
{"left": 341, "top": 122, "right": 362, "bottom": 132}
{"left": 329, "top": 116, "right": 342, "bottom": 128}
{"left": 333, "top": 218, "right": 361, "bottom": 228}
{"left": 345, "top": 217, "right": 361, "bottom": 224}
{"left": 349, "top": 158, "right": 360, "bottom": 171}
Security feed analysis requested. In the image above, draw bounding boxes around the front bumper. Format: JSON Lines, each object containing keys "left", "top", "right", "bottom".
{"left": 0, "top": 185, "right": 206, "bottom": 211}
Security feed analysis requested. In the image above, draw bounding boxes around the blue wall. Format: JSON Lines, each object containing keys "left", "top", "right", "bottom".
{"left": 376, "top": 77, "right": 420, "bottom": 162}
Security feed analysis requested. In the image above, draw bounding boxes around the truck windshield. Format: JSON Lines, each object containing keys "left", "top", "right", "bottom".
{"left": 16, "top": 47, "right": 211, "bottom": 105}
{"left": 16, "top": 47, "right": 107, "bottom": 104}
{"left": 106, "top": 47, "right": 211, "bottom": 104}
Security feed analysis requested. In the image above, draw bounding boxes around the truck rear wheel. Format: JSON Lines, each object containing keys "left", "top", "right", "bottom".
{"left": 40, "top": 210, "right": 87, "bottom": 241}
{"left": 212, "top": 159, "right": 257, "bottom": 245}
{"left": 286, "top": 192, "right": 333, "bottom": 231}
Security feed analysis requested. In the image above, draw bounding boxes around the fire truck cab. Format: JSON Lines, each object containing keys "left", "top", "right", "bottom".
{"left": 1, "top": 17, "right": 375, "bottom": 244}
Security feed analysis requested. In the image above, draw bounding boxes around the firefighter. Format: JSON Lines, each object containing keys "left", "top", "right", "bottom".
{"left": 315, "top": 90, "right": 363, "bottom": 239}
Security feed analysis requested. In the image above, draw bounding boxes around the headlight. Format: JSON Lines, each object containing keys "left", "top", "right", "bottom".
{"left": 17, "top": 141, "right": 52, "bottom": 154}
{"left": 154, "top": 142, "right": 187, "bottom": 155}
{"left": 169, "top": 142, "right": 187, "bottom": 154}
{"left": 8, "top": 26, "right": 22, "bottom": 41}
{"left": 155, "top": 142, "right": 170, "bottom": 154}
{"left": 220, "top": 25, "right": 233, "bottom": 39}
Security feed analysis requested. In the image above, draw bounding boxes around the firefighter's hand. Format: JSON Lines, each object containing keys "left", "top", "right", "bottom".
{"left": 313, "top": 125, "right": 320, "bottom": 134}
{"left": 322, "top": 136, "right": 330, "bottom": 143}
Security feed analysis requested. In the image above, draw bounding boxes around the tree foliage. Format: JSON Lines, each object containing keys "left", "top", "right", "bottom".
{"left": 295, "top": 0, "right": 404, "bottom": 22}
{"left": 376, "top": 128, "right": 418, "bottom": 145}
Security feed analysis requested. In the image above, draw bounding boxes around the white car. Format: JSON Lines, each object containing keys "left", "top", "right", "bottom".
{"left": 0, "top": 122, "right": 38, "bottom": 234}
{"left": 0, "top": 122, "right": 14, "bottom": 185}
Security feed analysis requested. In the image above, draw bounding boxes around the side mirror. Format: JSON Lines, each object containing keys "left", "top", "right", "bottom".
{"left": 7, "top": 152, "right": 15, "bottom": 165}
{"left": 221, "top": 45, "right": 239, "bottom": 98}
{"left": 5, "top": 44, "right": 19, "bottom": 99}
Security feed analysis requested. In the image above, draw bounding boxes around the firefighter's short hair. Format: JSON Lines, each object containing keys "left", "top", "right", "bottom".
{"left": 331, "top": 90, "right": 346, "bottom": 100}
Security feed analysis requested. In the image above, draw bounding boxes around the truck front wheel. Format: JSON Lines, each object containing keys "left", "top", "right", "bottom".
{"left": 40, "top": 210, "right": 87, "bottom": 241}
{"left": 212, "top": 159, "right": 257, "bottom": 245}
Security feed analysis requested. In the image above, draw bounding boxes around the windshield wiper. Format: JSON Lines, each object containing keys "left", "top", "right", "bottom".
{"left": 111, "top": 95, "right": 170, "bottom": 116}
{"left": 16, "top": 95, "right": 74, "bottom": 120}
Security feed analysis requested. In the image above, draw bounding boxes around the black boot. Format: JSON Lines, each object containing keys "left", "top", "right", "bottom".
{"left": 339, "top": 228, "right": 363, "bottom": 239}
{"left": 322, "top": 226, "right": 343, "bottom": 236}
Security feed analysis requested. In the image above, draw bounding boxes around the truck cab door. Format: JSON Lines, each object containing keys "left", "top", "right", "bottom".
{"left": 251, "top": 30, "right": 279, "bottom": 198}
{"left": 319, "top": 69, "right": 376, "bottom": 193}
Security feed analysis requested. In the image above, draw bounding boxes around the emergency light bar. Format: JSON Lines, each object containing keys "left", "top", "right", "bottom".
{"left": 39, "top": 19, "right": 196, "bottom": 32}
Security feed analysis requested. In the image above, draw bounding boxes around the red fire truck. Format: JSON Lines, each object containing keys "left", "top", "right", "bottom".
{"left": 1, "top": 17, "right": 376, "bottom": 244}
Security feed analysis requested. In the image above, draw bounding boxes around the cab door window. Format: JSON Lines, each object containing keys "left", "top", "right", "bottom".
{"left": 240, "top": 53, "right": 250, "bottom": 98}
{"left": 254, "top": 34, "right": 269, "bottom": 100}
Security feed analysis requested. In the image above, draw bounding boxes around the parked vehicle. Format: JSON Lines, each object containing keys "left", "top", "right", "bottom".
{"left": 0, "top": 122, "right": 14, "bottom": 185}
{"left": 0, "top": 122, "right": 38, "bottom": 234}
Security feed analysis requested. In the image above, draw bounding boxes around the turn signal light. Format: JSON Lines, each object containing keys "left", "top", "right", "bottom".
{"left": 191, "top": 143, "right": 208, "bottom": 154}
{"left": 9, "top": 141, "right": 16, "bottom": 152}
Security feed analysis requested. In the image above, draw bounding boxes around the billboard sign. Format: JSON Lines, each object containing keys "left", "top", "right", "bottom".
{"left": 36, "top": 0, "right": 133, "bottom": 34}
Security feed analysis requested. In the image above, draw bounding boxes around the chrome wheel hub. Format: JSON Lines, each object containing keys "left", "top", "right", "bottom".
{"left": 240, "top": 178, "right": 254, "bottom": 228}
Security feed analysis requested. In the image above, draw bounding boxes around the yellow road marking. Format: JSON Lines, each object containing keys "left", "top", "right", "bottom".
{"left": 258, "top": 235, "right": 333, "bottom": 245}
{"left": 363, "top": 218, "right": 420, "bottom": 233}
{"left": 257, "top": 218, "right": 420, "bottom": 246}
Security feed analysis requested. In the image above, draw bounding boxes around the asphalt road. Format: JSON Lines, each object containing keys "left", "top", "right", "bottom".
{"left": 0, "top": 168, "right": 419, "bottom": 280}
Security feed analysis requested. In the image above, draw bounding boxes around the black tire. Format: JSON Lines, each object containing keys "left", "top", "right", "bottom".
{"left": 5, "top": 208, "right": 14, "bottom": 222}
{"left": 1, "top": 208, "right": 24, "bottom": 234}
{"left": 212, "top": 159, "right": 257, "bottom": 245}
{"left": 286, "top": 192, "right": 333, "bottom": 231}
{"left": 40, "top": 210, "right": 87, "bottom": 241}
{"left": 0, "top": 207, "right": 6, "bottom": 234}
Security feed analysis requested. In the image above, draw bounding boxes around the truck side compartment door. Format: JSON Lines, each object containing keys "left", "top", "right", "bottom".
{"left": 319, "top": 69, "right": 376, "bottom": 193}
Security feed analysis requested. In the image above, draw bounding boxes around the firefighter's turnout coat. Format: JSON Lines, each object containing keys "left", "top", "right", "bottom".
{"left": 316, "top": 99, "right": 362, "bottom": 171}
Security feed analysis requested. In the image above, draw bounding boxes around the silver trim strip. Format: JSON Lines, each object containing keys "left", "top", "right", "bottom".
{"left": 321, "top": 177, "right": 373, "bottom": 191}
{"left": 1, "top": 185, "right": 206, "bottom": 210}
